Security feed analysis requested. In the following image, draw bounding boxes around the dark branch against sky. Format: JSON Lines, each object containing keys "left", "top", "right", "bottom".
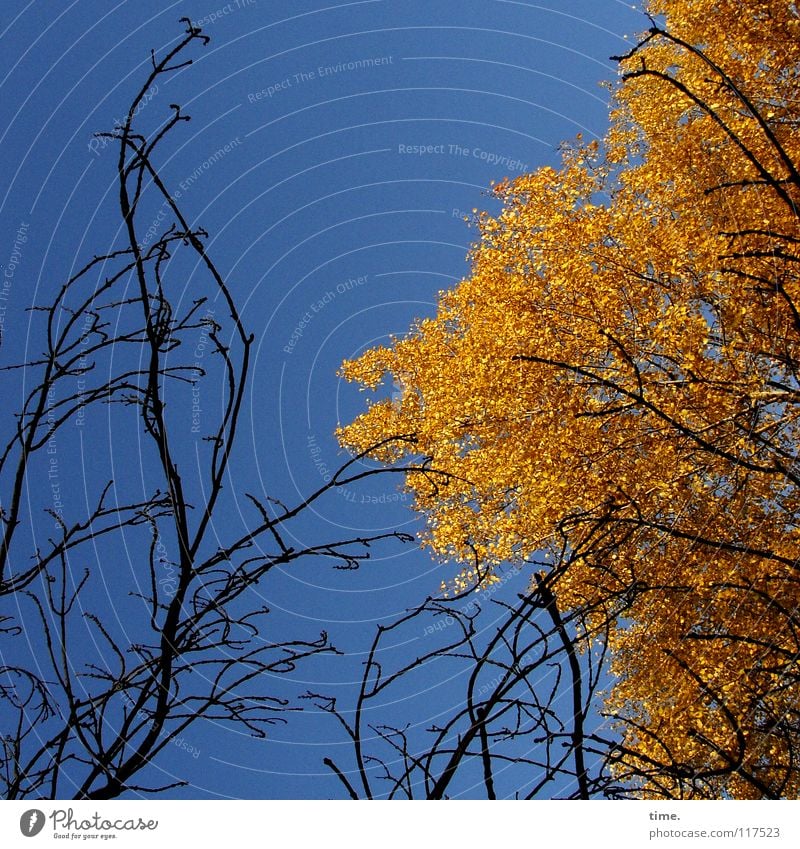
{"left": 0, "top": 0, "right": 643, "bottom": 799}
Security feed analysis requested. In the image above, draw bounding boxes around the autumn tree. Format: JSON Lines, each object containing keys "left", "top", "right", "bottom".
{"left": 337, "top": 0, "right": 800, "bottom": 799}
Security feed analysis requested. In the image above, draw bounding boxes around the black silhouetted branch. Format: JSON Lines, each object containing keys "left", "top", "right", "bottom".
{"left": 0, "top": 20, "right": 446, "bottom": 801}
{"left": 310, "top": 570, "right": 618, "bottom": 799}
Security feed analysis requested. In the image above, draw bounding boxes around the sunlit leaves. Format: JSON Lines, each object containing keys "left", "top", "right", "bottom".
{"left": 338, "top": 0, "right": 800, "bottom": 798}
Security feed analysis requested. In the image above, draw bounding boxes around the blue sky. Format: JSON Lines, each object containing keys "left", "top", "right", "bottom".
{"left": 1, "top": 0, "right": 644, "bottom": 799}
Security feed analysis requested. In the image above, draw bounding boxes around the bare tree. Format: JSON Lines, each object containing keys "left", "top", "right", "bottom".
{"left": 307, "top": 562, "right": 627, "bottom": 799}
{"left": 0, "top": 20, "right": 440, "bottom": 800}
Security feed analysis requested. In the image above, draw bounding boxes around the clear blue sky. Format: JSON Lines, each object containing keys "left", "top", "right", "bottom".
{"left": 1, "top": 0, "right": 645, "bottom": 799}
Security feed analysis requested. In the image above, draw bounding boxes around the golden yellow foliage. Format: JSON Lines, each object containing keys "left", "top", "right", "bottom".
{"left": 338, "top": 0, "right": 800, "bottom": 798}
